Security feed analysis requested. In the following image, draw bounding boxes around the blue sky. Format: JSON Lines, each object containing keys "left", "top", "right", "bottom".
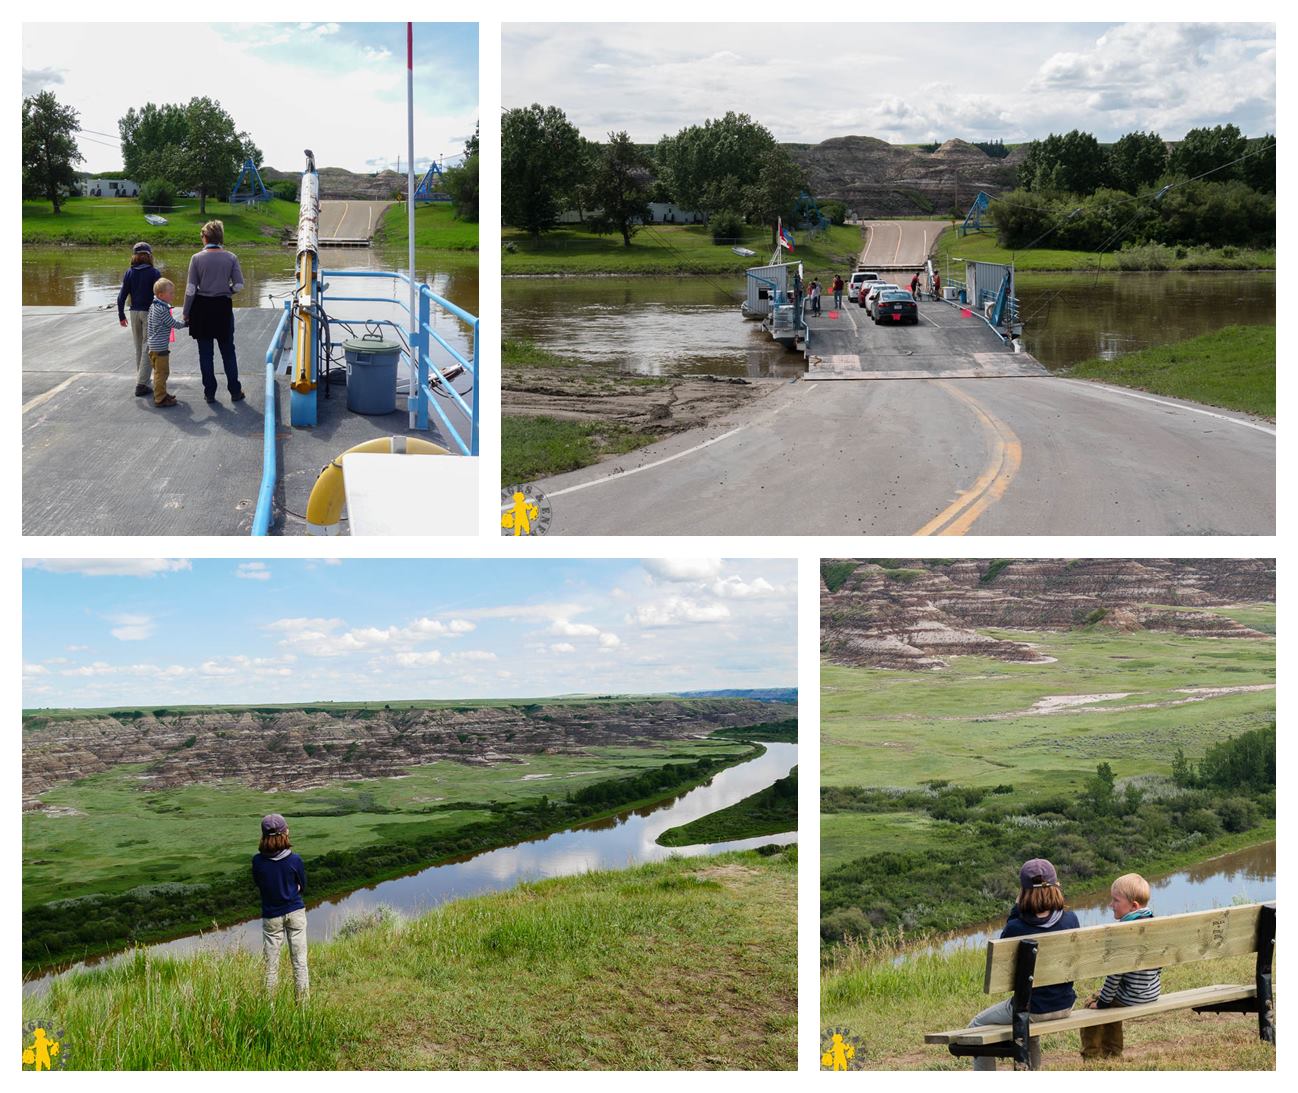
{"left": 22, "top": 559, "right": 797, "bottom": 709}
{"left": 22, "top": 22, "right": 478, "bottom": 175}
{"left": 503, "top": 22, "right": 1275, "bottom": 145}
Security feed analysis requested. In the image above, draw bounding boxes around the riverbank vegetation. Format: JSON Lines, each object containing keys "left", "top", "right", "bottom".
{"left": 503, "top": 221, "right": 862, "bottom": 276}
{"left": 502, "top": 337, "right": 768, "bottom": 485}
{"left": 821, "top": 936, "right": 1275, "bottom": 1070}
{"left": 27, "top": 847, "right": 797, "bottom": 1070}
{"left": 21, "top": 196, "right": 299, "bottom": 246}
{"left": 659, "top": 768, "right": 797, "bottom": 847}
{"left": 375, "top": 201, "right": 479, "bottom": 251}
{"left": 820, "top": 607, "right": 1275, "bottom": 942}
{"left": 24, "top": 740, "right": 762, "bottom": 972}
{"left": 1065, "top": 324, "right": 1274, "bottom": 418}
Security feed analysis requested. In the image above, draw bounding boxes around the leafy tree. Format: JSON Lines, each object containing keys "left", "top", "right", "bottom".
{"left": 655, "top": 112, "right": 780, "bottom": 220}
{"left": 820, "top": 200, "right": 848, "bottom": 226}
{"left": 744, "top": 146, "right": 806, "bottom": 245}
{"left": 588, "top": 131, "right": 652, "bottom": 246}
{"left": 1106, "top": 131, "right": 1167, "bottom": 194}
{"left": 1242, "top": 134, "right": 1276, "bottom": 192}
{"left": 443, "top": 152, "right": 479, "bottom": 222}
{"left": 22, "top": 91, "right": 83, "bottom": 213}
{"left": 501, "top": 103, "right": 585, "bottom": 239}
{"left": 463, "top": 120, "right": 479, "bottom": 159}
{"left": 1019, "top": 130, "right": 1107, "bottom": 195}
{"left": 1169, "top": 124, "right": 1248, "bottom": 182}
{"left": 119, "top": 98, "right": 260, "bottom": 216}
{"left": 1083, "top": 762, "right": 1117, "bottom": 815}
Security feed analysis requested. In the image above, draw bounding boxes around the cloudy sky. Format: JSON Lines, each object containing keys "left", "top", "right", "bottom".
{"left": 22, "top": 22, "right": 478, "bottom": 175}
{"left": 22, "top": 558, "right": 797, "bottom": 708}
{"left": 503, "top": 22, "right": 1275, "bottom": 145}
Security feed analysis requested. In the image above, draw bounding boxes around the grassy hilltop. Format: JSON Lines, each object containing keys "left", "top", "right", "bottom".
{"left": 27, "top": 847, "right": 797, "bottom": 1070}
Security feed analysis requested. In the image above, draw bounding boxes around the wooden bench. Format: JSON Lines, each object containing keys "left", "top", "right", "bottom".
{"left": 926, "top": 902, "right": 1275, "bottom": 1069}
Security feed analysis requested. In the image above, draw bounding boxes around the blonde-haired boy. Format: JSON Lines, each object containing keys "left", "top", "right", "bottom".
{"left": 1080, "top": 872, "right": 1160, "bottom": 1060}
{"left": 145, "top": 278, "right": 187, "bottom": 407}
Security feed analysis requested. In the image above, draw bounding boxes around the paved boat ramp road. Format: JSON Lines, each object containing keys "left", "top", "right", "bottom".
{"left": 532, "top": 285, "right": 1274, "bottom": 535}
{"left": 316, "top": 200, "right": 392, "bottom": 245}
{"left": 22, "top": 307, "right": 466, "bottom": 535}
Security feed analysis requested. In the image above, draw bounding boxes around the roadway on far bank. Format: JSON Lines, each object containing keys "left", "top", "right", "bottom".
{"left": 318, "top": 200, "right": 392, "bottom": 242}
{"left": 856, "top": 219, "right": 950, "bottom": 269}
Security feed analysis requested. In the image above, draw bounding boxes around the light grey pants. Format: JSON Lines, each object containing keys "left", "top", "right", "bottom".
{"left": 262, "top": 908, "right": 309, "bottom": 998}
{"left": 130, "top": 311, "right": 151, "bottom": 386}
{"left": 967, "top": 997, "right": 1072, "bottom": 1070}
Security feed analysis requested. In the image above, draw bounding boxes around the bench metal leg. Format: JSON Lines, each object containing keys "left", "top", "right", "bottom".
{"left": 947, "top": 939, "right": 1038, "bottom": 1069}
{"left": 1256, "top": 902, "right": 1276, "bottom": 1043}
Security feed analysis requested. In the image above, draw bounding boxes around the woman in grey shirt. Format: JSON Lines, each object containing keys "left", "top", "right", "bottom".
{"left": 183, "top": 219, "right": 245, "bottom": 403}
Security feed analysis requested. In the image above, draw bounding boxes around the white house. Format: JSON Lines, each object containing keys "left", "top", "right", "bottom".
{"left": 79, "top": 178, "right": 140, "bottom": 197}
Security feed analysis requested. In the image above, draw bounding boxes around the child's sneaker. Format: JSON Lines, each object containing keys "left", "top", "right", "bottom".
{"left": 134, "top": 384, "right": 151, "bottom": 397}
{"left": 156, "top": 394, "right": 179, "bottom": 407}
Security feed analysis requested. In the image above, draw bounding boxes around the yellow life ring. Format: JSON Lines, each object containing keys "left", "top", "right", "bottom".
{"left": 305, "top": 436, "right": 448, "bottom": 534}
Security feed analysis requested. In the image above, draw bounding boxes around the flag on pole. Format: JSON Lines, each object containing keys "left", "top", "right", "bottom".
{"left": 778, "top": 217, "right": 795, "bottom": 253}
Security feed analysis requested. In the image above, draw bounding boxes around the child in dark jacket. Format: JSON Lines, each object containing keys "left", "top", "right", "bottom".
{"left": 117, "top": 241, "right": 162, "bottom": 397}
{"left": 1079, "top": 872, "right": 1160, "bottom": 1060}
{"left": 252, "top": 813, "right": 309, "bottom": 999}
{"left": 965, "top": 858, "right": 1081, "bottom": 1070}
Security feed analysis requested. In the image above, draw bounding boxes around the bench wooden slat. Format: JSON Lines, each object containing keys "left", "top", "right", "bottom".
{"left": 984, "top": 903, "right": 1265, "bottom": 993}
{"left": 924, "top": 984, "right": 1256, "bottom": 1045}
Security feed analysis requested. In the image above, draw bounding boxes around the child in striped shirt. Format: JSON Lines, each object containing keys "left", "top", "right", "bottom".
{"left": 146, "top": 278, "right": 187, "bottom": 407}
{"left": 1080, "top": 872, "right": 1161, "bottom": 1061}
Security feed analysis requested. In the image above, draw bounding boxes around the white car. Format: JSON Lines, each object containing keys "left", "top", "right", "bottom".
{"left": 861, "top": 283, "right": 900, "bottom": 313}
{"left": 847, "top": 270, "right": 880, "bottom": 302}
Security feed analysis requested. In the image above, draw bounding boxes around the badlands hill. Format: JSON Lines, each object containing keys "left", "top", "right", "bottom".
{"left": 821, "top": 558, "right": 1273, "bottom": 669}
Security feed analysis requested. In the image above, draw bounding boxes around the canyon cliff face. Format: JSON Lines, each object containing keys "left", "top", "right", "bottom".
{"left": 821, "top": 559, "right": 1273, "bottom": 669}
{"left": 21, "top": 698, "right": 795, "bottom": 808}
{"left": 788, "top": 137, "right": 1022, "bottom": 217}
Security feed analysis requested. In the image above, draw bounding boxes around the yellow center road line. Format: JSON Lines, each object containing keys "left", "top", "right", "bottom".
{"left": 913, "top": 381, "right": 1022, "bottom": 535}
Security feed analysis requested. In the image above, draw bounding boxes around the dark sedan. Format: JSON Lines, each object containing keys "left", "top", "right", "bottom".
{"left": 872, "top": 290, "right": 918, "bottom": 325}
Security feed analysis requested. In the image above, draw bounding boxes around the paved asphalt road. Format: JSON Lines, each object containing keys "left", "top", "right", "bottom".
{"left": 318, "top": 200, "right": 391, "bottom": 240}
{"left": 529, "top": 221, "right": 1273, "bottom": 535}
{"left": 532, "top": 366, "right": 1274, "bottom": 537}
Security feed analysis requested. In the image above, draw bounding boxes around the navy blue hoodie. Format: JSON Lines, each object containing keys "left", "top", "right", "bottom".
{"left": 999, "top": 904, "right": 1081, "bottom": 1013}
{"left": 251, "top": 850, "right": 307, "bottom": 918}
{"left": 117, "top": 264, "right": 161, "bottom": 320}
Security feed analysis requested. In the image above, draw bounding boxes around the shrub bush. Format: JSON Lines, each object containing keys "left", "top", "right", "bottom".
{"left": 709, "top": 208, "right": 744, "bottom": 243}
{"left": 139, "top": 178, "right": 176, "bottom": 212}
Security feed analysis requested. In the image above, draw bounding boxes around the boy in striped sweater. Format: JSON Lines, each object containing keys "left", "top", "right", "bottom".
{"left": 146, "top": 278, "right": 186, "bottom": 407}
{"left": 1080, "top": 872, "right": 1161, "bottom": 1061}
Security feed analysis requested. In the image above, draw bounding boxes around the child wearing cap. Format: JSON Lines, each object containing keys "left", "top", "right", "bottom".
{"left": 1079, "top": 872, "right": 1160, "bottom": 1061}
{"left": 117, "top": 241, "right": 162, "bottom": 398}
{"left": 251, "top": 813, "right": 309, "bottom": 999}
{"left": 965, "top": 857, "right": 1080, "bottom": 1070}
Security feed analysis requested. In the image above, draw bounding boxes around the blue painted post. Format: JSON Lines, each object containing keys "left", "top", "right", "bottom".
{"left": 413, "top": 286, "right": 430, "bottom": 431}
{"left": 470, "top": 316, "right": 479, "bottom": 456}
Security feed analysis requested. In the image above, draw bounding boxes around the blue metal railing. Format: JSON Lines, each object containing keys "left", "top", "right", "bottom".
{"left": 250, "top": 271, "right": 478, "bottom": 536}
{"left": 252, "top": 301, "right": 294, "bottom": 536}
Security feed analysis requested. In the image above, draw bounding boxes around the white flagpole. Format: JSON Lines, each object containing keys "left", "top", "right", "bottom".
{"left": 407, "top": 23, "right": 417, "bottom": 342}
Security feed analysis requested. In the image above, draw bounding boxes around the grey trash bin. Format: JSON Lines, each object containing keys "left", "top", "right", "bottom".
{"left": 343, "top": 335, "right": 401, "bottom": 415}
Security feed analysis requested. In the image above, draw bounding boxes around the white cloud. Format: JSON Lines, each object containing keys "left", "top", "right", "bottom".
{"left": 634, "top": 597, "right": 731, "bottom": 627}
{"left": 642, "top": 559, "right": 722, "bottom": 582}
{"left": 599, "top": 632, "right": 621, "bottom": 648}
{"left": 394, "top": 650, "right": 443, "bottom": 667}
{"left": 449, "top": 650, "right": 497, "bottom": 663}
{"left": 449, "top": 619, "right": 476, "bottom": 633}
{"left": 236, "top": 562, "right": 271, "bottom": 581}
{"left": 710, "top": 575, "right": 785, "bottom": 599}
{"left": 23, "top": 663, "right": 49, "bottom": 677}
{"left": 27, "top": 559, "right": 191, "bottom": 578}
{"left": 550, "top": 643, "right": 577, "bottom": 654}
{"left": 107, "top": 613, "right": 155, "bottom": 641}
{"left": 65, "top": 645, "right": 88, "bottom": 652}
{"left": 551, "top": 619, "right": 600, "bottom": 638}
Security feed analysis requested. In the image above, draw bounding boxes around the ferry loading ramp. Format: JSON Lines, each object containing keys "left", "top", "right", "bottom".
{"left": 22, "top": 307, "right": 468, "bottom": 536}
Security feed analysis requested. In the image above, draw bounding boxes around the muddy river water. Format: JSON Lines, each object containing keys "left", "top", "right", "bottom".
{"left": 500, "top": 270, "right": 1273, "bottom": 377}
{"left": 25, "top": 743, "right": 797, "bottom": 995}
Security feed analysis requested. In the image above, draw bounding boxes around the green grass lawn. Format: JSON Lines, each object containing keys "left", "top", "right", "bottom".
{"left": 23, "top": 740, "right": 751, "bottom": 910}
{"left": 1065, "top": 324, "right": 1275, "bottom": 418}
{"left": 821, "top": 940, "right": 1274, "bottom": 1070}
{"left": 503, "top": 222, "right": 863, "bottom": 276}
{"left": 821, "top": 607, "right": 1275, "bottom": 794}
{"left": 501, "top": 416, "right": 657, "bottom": 485}
{"left": 936, "top": 227, "right": 1276, "bottom": 273}
{"left": 376, "top": 201, "right": 478, "bottom": 250}
{"left": 22, "top": 197, "right": 299, "bottom": 246}
{"left": 28, "top": 847, "right": 797, "bottom": 1070}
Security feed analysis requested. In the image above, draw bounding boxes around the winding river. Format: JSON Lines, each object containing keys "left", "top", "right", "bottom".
{"left": 24, "top": 743, "right": 797, "bottom": 995}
